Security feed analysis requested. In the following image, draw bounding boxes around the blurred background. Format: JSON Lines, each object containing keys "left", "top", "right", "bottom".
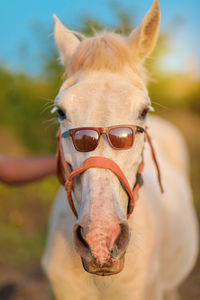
{"left": 0, "top": 0, "right": 199, "bottom": 299}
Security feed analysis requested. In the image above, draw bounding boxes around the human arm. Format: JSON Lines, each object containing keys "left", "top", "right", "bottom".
{"left": 0, "top": 154, "right": 56, "bottom": 185}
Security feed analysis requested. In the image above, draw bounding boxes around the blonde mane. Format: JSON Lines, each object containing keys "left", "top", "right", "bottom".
{"left": 67, "top": 32, "right": 139, "bottom": 76}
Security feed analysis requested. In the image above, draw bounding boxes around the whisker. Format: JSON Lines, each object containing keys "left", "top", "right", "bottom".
{"left": 41, "top": 103, "right": 55, "bottom": 114}
{"left": 41, "top": 102, "right": 53, "bottom": 108}
{"left": 43, "top": 117, "right": 58, "bottom": 124}
{"left": 43, "top": 120, "right": 58, "bottom": 130}
{"left": 41, "top": 101, "right": 54, "bottom": 109}
{"left": 39, "top": 96, "right": 54, "bottom": 102}
{"left": 151, "top": 100, "right": 170, "bottom": 111}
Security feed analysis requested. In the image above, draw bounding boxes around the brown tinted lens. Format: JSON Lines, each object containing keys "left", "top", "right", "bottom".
{"left": 108, "top": 127, "right": 133, "bottom": 149}
{"left": 73, "top": 129, "right": 99, "bottom": 152}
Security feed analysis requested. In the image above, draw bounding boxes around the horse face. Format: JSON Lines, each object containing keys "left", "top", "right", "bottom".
{"left": 55, "top": 71, "right": 150, "bottom": 274}
{"left": 53, "top": 0, "right": 160, "bottom": 274}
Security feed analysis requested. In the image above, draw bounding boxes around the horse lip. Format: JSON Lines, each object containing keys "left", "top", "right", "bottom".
{"left": 81, "top": 256, "right": 125, "bottom": 276}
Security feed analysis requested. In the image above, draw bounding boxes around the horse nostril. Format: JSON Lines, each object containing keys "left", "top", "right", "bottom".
{"left": 111, "top": 222, "right": 130, "bottom": 258}
{"left": 73, "top": 225, "right": 92, "bottom": 260}
{"left": 76, "top": 226, "right": 89, "bottom": 249}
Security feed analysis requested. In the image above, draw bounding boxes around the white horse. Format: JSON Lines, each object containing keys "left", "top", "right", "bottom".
{"left": 42, "top": 1, "right": 199, "bottom": 299}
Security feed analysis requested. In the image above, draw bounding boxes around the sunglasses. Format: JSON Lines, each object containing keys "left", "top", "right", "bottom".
{"left": 61, "top": 125, "right": 144, "bottom": 152}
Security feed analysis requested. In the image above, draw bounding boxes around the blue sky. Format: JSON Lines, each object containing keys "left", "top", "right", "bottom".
{"left": 0, "top": 0, "right": 199, "bottom": 75}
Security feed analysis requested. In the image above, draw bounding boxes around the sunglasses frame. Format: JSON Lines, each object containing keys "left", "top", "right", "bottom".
{"left": 62, "top": 125, "right": 144, "bottom": 152}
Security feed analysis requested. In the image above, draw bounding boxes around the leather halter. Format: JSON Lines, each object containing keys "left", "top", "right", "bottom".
{"left": 56, "top": 127, "right": 164, "bottom": 219}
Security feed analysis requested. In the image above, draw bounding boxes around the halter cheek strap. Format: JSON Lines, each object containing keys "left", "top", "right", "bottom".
{"left": 56, "top": 128, "right": 163, "bottom": 219}
{"left": 144, "top": 128, "right": 164, "bottom": 193}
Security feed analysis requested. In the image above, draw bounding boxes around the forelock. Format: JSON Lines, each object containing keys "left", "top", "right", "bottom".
{"left": 67, "top": 32, "right": 137, "bottom": 75}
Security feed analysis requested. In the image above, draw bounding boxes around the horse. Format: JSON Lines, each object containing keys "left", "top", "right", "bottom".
{"left": 42, "top": 1, "right": 199, "bottom": 299}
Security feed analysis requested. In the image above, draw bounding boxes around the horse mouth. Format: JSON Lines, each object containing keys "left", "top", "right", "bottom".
{"left": 81, "top": 256, "right": 125, "bottom": 276}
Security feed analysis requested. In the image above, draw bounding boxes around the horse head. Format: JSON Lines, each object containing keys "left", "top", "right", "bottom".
{"left": 53, "top": 0, "right": 160, "bottom": 275}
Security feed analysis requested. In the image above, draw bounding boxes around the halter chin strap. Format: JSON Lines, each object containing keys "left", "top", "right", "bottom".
{"left": 56, "top": 127, "right": 163, "bottom": 219}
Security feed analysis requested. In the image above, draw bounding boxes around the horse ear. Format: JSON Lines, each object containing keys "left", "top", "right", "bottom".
{"left": 53, "top": 14, "right": 80, "bottom": 67}
{"left": 127, "top": 0, "right": 160, "bottom": 63}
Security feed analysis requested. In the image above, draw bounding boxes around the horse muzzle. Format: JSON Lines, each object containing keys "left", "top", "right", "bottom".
{"left": 73, "top": 220, "right": 130, "bottom": 276}
{"left": 81, "top": 255, "right": 125, "bottom": 276}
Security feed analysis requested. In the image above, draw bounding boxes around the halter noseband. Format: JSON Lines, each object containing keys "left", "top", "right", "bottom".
{"left": 56, "top": 128, "right": 163, "bottom": 219}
